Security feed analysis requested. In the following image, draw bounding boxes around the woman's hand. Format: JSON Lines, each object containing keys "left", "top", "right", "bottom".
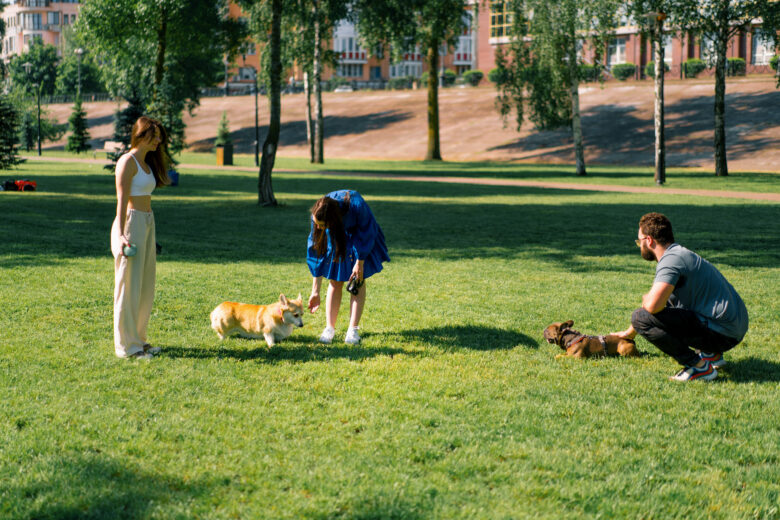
{"left": 308, "top": 293, "right": 321, "bottom": 314}
{"left": 119, "top": 234, "right": 132, "bottom": 256}
{"left": 350, "top": 260, "right": 364, "bottom": 282}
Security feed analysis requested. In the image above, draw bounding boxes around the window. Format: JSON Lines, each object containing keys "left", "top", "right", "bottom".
{"left": 63, "top": 14, "right": 69, "bottom": 25}
{"left": 23, "top": 13, "right": 43, "bottom": 30}
{"left": 700, "top": 34, "right": 716, "bottom": 66}
{"left": 337, "top": 64, "right": 363, "bottom": 77}
{"left": 651, "top": 34, "right": 673, "bottom": 64}
{"left": 490, "top": 1, "right": 512, "bottom": 38}
{"left": 608, "top": 38, "right": 627, "bottom": 66}
{"left": 752, "top": 29, "right": 774, "bottom": 65}
{"left": 370, "top": 66, "right": 382, "bottom": 80}
{"left": 47, "top": 12, "right": 60, "bottom": 26}
{"left": 389, "top": 62, "right": 422, "bottom": 78}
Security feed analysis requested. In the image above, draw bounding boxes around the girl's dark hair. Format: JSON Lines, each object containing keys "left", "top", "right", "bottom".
{"left": 639, "top": 212, "right": 675, "bottom": 246}
{"left": 310, "top": 193, "right": 350, "bottom": 260}
{"left": 131, "top": 116, "right": 171, "bottom": 187}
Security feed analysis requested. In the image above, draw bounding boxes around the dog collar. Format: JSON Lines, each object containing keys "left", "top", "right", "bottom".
{"left": 278, "top": 307, "right": 284, "bottom": 318}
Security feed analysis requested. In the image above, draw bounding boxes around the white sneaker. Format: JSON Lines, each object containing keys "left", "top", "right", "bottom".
{"left": 319, "top": 326, "right": 336, "bottom": 344}
{"left": 344, "top": 327, "right": 361, "bottom": 345}
{"left": 128, "top": 351, "right": 153, "bottom": 360}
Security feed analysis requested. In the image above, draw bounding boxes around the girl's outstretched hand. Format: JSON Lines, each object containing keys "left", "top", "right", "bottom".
{"left": 308, "top": 293, "right": 320, "bottom": 314}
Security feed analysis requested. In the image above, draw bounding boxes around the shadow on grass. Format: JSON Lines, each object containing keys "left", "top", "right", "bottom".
{"left": 723, "top": 356, "right": 780, "bottom": 383}
{"left": 388, "top": 325, "right": 537, "bottom": 351}
{"left": 162, "top": 336, "right": 417, "bottom": 363}
{"left": 4, "top": 453, "right": 212, "bottom": 520}
{"left": 2, "top": 169, "right": 778, "bottom": 270}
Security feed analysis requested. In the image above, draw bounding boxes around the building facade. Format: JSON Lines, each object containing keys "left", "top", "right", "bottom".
{"left": 1, "top": 0, "right": 80, "bottom": 62}
{"left": 477, "top": 2, "right": 778, "bottom": 80}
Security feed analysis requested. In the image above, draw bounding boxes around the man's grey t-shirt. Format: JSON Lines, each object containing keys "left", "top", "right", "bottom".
{"left": 654, "top": 243, "right": 748, "bottom": 340}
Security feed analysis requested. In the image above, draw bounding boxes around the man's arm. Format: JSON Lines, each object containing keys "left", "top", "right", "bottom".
{"left": 643, "top": 281, "right": 675, "bottom": 314}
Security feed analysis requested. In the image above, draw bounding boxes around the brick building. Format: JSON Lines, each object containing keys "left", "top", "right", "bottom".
{"left": 1, "top": 0, "right": 80, "bottom": 62}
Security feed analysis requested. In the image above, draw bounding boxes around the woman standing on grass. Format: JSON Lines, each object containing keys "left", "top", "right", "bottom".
{"left": 111, "top": 116, "right": 170, "bottom": 359}
{"left": 307, "top": 190, "right": 390, "bottom": 345}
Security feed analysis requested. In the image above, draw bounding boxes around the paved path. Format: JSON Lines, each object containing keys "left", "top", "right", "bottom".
{"left": 22, "top": 155, "right": 780, "bottom": 202}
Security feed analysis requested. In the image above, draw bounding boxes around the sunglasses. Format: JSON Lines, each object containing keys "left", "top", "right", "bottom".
{"left": 635, "top": 235, "right": 648, "bottom": 247}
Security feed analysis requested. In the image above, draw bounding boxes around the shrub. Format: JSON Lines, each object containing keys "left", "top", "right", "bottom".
{"left": 421, "top": 69, "right": 457, "bottom": 87}
{"left": 611, "top": 63, "right": 636, "bottom": 81}
{"left": 488, "top": 67, "right": 508, "bottom": 84}
{"left": 579, "top": 64, "right": 601, "bottom": 82}
{"left": 325, "top": 76, "right": 348, "bottom": 91}
{"left": 0, "top": 94, "right": 23, "bottom": 169}
{"left": 462, "top": 69, "right": 484, "bottom": 86}
{"left": 770, "top": 55, "right": 779, "bottom": 71}
{"left": 387, "top": 77, "right": 412, "bottom": 90}
{"left": 727, "top": 57, "right": 746, "bottom": 76}
{"left": 215, "top": 112, "right": 232, "bottom": 147}
{"left": 645, "top": 61, "right": 670, "bottom": 78}
{"left": 683, "top": 58, "right": 706, "bottom": 78}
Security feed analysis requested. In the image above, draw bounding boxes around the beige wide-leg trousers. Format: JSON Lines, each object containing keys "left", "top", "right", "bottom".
{"left": 111, "top": 209, "right": 156, "bottom": 358}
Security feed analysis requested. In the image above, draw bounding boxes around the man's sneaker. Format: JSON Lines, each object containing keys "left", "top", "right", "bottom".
{"left": 344, "top": 327, "right": 361, "bottom": 345}
{"left": 670, "top": 360, "right": 718, "bottom": 382}
{"left": 319, "top": 326, "right": 336, "bottom": 344}
{"left": 697, "top": 350, "right": 726, "bottom": 368}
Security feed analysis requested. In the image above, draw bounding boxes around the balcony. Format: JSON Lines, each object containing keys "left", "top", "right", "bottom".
{"left": 339, "top": 50, "right": 367, "bottom": 63}
{"left": 15, "top": 0, "right": 51, "bottom": 11}
{"left": 44, "top": 23, "right": 61, "bottom": 32}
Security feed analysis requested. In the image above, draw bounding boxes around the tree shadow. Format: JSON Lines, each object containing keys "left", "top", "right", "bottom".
{"left": 161, "top": 336, "right": 418, "bottom": 363}
{"left": 4, "top": 453, "right": 213, "bottom": 520}
{"left": 188, "top": 110, "right": 414, "bottom": 153}
{"left": 386, "top": 325, "right": 538, "bottom": 351}
{"left": 721, "top": 356, "right": 780, "bottom": 383}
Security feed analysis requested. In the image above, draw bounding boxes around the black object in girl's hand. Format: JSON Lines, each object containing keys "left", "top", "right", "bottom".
{"left": 346, "top": 277, "right": 364, "bottom": 295}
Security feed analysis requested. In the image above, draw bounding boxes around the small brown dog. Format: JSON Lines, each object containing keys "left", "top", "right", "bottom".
{"left": 543, "top": 320, "right": 640, "bottom": 359}
{"left": 210, "top": 294, "right": 304, "bottom": 347}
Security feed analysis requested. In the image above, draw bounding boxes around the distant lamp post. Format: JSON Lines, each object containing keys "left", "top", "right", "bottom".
{"left": 75, "top": 47, "right": 84, "bottom": 98}
{"left": 224, "top": 58, "right": 230, "bottom": 97}
{"left": 643, "top": 11, "right": 666, "bottom": 185}
{"left": 23, "top": 62, "right": 42, "bottom": 157}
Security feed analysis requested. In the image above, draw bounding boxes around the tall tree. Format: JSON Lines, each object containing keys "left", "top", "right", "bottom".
{"left": 78, "top": 0, "right": 245, "bottom": 153}
{"left": 55, "top": 31, "right": 106, "bottom": 97}
{"left": 0, "top": 3, "right": 6, "bottom": 80}
{"left": 238, "top": 0, "right": 284, "bottom": 206}
{"left": 675, "top": 0, "right": 779, "bottom": 177}
{"left": 495, "top": 0, "right": 618, "bottom": 176}
{"left": 353, "top": 0, "right": 471, "bottom": 161}
{"left": 7, "top": 43, "right": 60, "bottom": 96}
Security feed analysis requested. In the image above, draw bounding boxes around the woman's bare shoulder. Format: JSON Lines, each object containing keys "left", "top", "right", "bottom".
{"left": 116, "top": 153, "right": 137, "bottom": 176}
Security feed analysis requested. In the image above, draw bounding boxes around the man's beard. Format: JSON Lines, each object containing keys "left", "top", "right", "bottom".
{"left": 640, "top": 245, "right": 655, "bottom": 261}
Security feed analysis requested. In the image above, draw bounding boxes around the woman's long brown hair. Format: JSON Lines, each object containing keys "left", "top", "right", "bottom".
{"left": 131, "top": 116, "right": 171, "bottom": 187}
{"left": 310, "top": 194, "right": 350, "bottom": 261}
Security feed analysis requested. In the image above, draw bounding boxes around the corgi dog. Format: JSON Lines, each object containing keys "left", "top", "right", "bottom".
{"left": 210, "top": 294, "right": 304, "bottom": 347}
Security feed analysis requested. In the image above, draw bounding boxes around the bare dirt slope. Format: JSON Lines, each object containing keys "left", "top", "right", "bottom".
{"left": 47, "top": 77, "right": 779, "bottom": 171}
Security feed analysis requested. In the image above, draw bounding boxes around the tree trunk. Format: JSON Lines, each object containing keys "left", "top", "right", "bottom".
{"left": 313, "top": 1, "right": 324, "bottom": 164}
{"left": 426, "top": 40, "right": 442, "bottom": 161}
{"left": 713, "top": 30, "right": 729, "bottom": 177}
{"left": 258, "top": 0, "right": 281, "bottom": 206}
{"left": 154, "top": 10, "right": 167, "bottom": 89}
{"left": 568, "top": 42, "right": 586, "bottom": 176}
{"left": 304, "top": 70, "right": 314, "bottom": 163}
{"left": 653, "top": 25, "right": 666, "bottom": 185}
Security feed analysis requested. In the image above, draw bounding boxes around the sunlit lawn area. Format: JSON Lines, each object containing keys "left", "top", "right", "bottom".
{"left": 1, "top": 159, "right": 779, "bottom": 519}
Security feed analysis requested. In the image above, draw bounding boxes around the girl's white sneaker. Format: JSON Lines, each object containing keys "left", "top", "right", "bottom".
{"left": 319, "top": 326, "right": 336, "bottom": 344}
{"left": 344, "top": 327, "right": 361, "bottom": 345}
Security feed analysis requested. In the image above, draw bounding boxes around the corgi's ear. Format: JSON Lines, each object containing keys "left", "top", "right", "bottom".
{"left": 563, "top": 320, "right": 574, "bottom": 328}
{"left": 279, "top": 293, "right": 288, "bottom": 305}
{"left": 297, "top": 293, "right": 302, "bottom": 302}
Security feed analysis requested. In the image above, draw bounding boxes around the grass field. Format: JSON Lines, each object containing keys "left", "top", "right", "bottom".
{"left": 22, "top": 149, "right": 780, "bottom": 194}
{"left": 2, "top": 159, "right": 780, "bottom": 519}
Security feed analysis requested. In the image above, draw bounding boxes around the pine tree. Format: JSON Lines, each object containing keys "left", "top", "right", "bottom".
{"left": 0, "top": 94, "right": 22, "bottom": 169}
{"left": 104, "top": 91, "right": 145, "bottom": 171}
{"left": 215, "top": 111, "right": 232, "bottom": 147}
{"left": 19, "top": 112, "right": 35, "bottom": 152}
{"left": 66, "top": 96, "right": 91, "bottom": 153}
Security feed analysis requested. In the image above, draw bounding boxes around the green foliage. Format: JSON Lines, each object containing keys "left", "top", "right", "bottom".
{"left": 55, "top": 46, "right": 106, "bottom": 97}
{"left": 727, "top": 57, "right": 746, "bottom": 76}
{"left": 645, "top": 60, "right": 670, "bottom": 78}
{"left": 65, "top": 97, "right": 92, "bottom": 154}
{"left": 462, "top": 69, "right": 483, "bottom": 86}
{"left": 0, "top": 94, "right": 22, "bottom": 168}
{"left": 578, "top": 64, "right": 602, "bottom": 82}
{"left": 19, "top": 112, "right": 36, "bottom": 152}
{"left": 325, "top": 75, "right": 350, "bottom": 91}
{"left": 215, "top": 112, "right": 232, "bottom": 147}
{"left": 104, "top": 91, "right": 146, "bottom": 171}
{"left": 387, "top": 76, "right": 414, "bottom": 90}
{"left": 420, "top": 70, "right": 455, "bottom": 87}
{"left": 611, "top": 63, "right": 636, "bottom": 81}
{"left": 8, "top": 89, "right": 66, "bottom": 148}
{"left": 488, "top": 67, "right": 508, "bottom": 84}
{"left": 770, "top": 55, "right": 779, "bottom": 71}
{"left": 683, "top": 58, "right": 707, "bottom": 78}
{"left": 7, "top": 43, "right": 59, "bottom": 96}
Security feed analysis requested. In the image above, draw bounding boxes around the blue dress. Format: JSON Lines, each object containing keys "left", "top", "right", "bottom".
{"left": 307, "top": 190, "right": 390, "bottom": 281}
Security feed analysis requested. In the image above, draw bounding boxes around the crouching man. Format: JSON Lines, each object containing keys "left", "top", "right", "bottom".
{"left": 613, "top": 212, "right": 748, "bottom": 381}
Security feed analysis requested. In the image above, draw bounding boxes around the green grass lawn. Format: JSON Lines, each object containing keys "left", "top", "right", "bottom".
{"left": 2, "top": 160, "right": 780, "bottom": 519}
{"left": 24, "top": 149, "right": 780, "bottom": 194}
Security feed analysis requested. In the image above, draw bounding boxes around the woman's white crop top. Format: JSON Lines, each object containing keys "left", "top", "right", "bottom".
{"left": 127, "top": 153, "right": 156, "bottom": 196}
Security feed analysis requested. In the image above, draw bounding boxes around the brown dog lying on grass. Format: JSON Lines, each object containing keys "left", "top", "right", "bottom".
{"left": 543, "top": 320, "right": 640, "bottom": 359}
